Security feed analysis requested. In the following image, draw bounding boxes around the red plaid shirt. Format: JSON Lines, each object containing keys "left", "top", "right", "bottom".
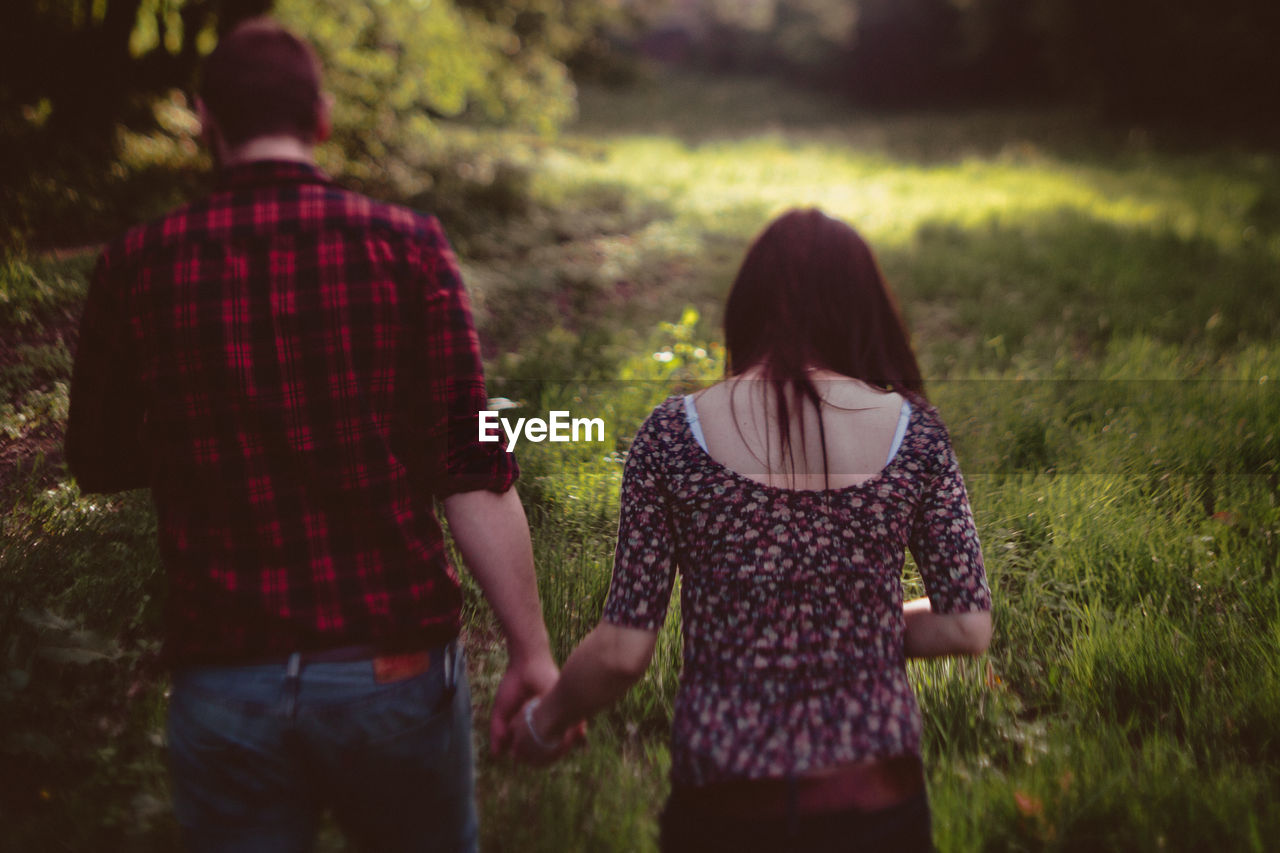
{"left": 67, "top": 160, "right": 517, "bottom": 665}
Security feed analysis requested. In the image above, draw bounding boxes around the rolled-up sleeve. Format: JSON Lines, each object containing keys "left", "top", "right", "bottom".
{"left": 414, "top": 218, "right": 518, "bottom": 496}
{"left": 601, "top": 414, "right": 677, "bottom": 631}
{"left": 907, "top": 432, "right": 990, "bottom": 614}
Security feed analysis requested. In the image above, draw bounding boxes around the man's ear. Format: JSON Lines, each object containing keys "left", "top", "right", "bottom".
{"left": 313, "top": 93, "right": 334, "bottom": 144}
{"left": 196, "top": 96, "right": 213, "bottom": 138}
{"left": 195, "top": 96, "right": 225, "bottom": 154}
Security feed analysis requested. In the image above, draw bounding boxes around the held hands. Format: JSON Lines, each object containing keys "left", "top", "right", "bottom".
{"left": 489, "top": 653, "right": 559, "bottom": 757}
{"left": 509, "top": 696, "right": 586, "bottom": 765}
{"left": 492, "top": 622, "right": 653, "bottom": 765}
{"left": 488, "top": 653, "right": 585, "bottom": 764}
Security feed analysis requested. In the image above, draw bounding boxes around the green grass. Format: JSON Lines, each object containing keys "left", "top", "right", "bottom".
{"left": 4, "top": 71, "right": 1280, "bottom": 850}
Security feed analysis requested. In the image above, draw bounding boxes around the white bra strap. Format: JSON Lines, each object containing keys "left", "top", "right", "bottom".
{"left": 683, "top": 394, "right": 709, "bottom": 452}
{"left": 886, "top": 398, "right": 912, "bottom": 465}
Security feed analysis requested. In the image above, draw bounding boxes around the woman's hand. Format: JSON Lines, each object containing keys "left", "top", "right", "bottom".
{"left": 902, "top": 597, "right": 992, "bottom": 658}
{"left": 507, "top": 621, "right": 657, "bottom": 765}
{"left": 509, "top": 697, "right": 585, "bottom": 765}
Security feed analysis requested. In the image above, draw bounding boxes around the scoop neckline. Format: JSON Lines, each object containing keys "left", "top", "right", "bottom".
{"left": 673, "top": 393, "right": 917, "bottom": 496}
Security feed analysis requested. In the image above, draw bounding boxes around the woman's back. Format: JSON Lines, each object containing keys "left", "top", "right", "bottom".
{"left": 600, "top": 391, "right": 988, "bottom": 785}
{"left": 690, "top": 368, "right": 908, "bottom": 491}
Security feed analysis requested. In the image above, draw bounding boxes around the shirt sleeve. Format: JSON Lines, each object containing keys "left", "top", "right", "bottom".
{"left": 907, "top": 426, "right": 991, "bottom": 614}
{"left": 413, "top": 218, "right": 518, "bottom": 496}
{"left": 601, "top": 410, "right": 678, "bottom": 632}
{"left": 65, "top": 249, "right": 148, "bottom": 493}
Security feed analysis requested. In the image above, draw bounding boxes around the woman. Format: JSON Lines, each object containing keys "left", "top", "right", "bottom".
{"left": 511, "top": 209, "right": 992, "bottom": 851}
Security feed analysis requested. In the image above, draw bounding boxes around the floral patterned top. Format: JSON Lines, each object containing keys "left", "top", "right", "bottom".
{"left": 601, "top": 394, "right": 990, "bottom": 786}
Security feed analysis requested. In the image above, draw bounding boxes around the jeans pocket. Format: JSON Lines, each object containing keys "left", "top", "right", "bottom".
{"left": 301, "top": 650, "right": 465, "bottom": 755}
{"left": 166, "top": 683, "right": 298, "bottom": 826}
{"left": 314, "top": 664, "right": 478, "bottom": 850}
{"left": 364, "top": 668, "right": 456, "bottom": 746}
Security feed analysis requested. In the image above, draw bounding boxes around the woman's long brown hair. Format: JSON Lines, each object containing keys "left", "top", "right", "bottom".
{"left": 722, "top": 208, "right": 925, "bottom": 485}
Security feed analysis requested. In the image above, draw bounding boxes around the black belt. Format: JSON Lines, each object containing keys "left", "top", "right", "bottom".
{"left": 267, "top": 643, "right": 448, "bottom": 687}
{"left": 241, "top": 644, "right": 381, "bottom": 666}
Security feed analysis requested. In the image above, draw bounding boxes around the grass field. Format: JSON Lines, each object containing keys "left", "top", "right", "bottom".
{"left": 3, "top": 73, "right": 1279, "bottom": 851}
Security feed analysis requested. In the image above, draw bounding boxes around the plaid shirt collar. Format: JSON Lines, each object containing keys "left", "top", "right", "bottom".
{"left": 214, "top": 159, "right": 333, "bottom": 192}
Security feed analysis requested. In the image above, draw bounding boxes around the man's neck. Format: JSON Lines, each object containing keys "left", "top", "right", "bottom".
{"left": 220, "top": 136, "right": 316, "bottom": 169}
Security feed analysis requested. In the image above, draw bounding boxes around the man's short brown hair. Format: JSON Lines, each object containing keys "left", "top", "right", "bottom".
{"left": 199, "top": 21, "right": 322, "bottom": 148}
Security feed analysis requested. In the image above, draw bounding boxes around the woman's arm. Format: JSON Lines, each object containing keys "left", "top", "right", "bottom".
{"left": 903, "top": 597, "right": 992, "bottom": 658}
{"left": 906, "top": 417, "right": 992, "bottom": 658}
{"left": 511, "top": 622, "right": 657, "bottom": 761}
{"left": 510, "top": 405, "right": 674, "bottom": 763}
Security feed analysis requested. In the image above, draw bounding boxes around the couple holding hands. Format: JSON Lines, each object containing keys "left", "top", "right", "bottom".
{"left": 68, "top": 19, "right": 990, "bottom": 853}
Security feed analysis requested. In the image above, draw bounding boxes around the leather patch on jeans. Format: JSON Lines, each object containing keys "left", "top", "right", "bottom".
{"left": 373, "top": 651, "right": 432, "bottom": 684}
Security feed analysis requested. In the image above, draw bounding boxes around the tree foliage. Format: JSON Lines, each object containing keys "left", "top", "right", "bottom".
{"left": 3, "top": 0, "right": 1274, "bottom": 172}
{"left": 0, "top": 0, "right": 641, "bottom": 247}
{"left": 1038, "top": 0, "right": 1279, "bottom": 128}
{"left": 639, "top": 0, "right": 1277, "bottom": 129}
{"left": 1, "top": 0, "right": 625, "bottom": 149}
{"left": 273, "top": 0, "right": 583, "bottom": 168}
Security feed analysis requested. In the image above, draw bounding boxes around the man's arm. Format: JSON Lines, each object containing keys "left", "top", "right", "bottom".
{"left": 441, "top": 488, "right": 559, "bottom": 754}
{"left": 65, "top": 252, "right": 148, "bottom": 493}
{"left": 414, "top": 217, "right": 559, "bottom": 750}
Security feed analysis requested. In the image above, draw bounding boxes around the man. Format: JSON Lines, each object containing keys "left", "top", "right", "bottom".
{"left": 66, "top": 21, "right": 557, "bottom": 851}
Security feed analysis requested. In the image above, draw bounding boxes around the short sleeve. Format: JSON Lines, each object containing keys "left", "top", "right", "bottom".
{"left": 908, "top": 429, "right": 990, "bottom": 614}
{"left": 601, "top": 410, "right": 678, "bottom": 631}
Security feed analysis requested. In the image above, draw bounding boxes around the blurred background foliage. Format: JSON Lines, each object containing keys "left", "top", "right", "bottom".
{"left": 3, "top": 0, "right": 1277, "bottom": 245}
{"left": 0, "top": 0, "right": 632, "bottom": 243}
{"left": 633, "top": 0, "right": 1278, "bottom": 125}
{"left": 4, "top": 0, "right": 1276, "bottom": 161}
{"left": 0, "top": 0, "right": 625, "bottom": 139}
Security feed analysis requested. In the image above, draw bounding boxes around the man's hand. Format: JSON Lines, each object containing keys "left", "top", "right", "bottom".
{"left": 489, "top": 653, "right": 559, "bottom": 756}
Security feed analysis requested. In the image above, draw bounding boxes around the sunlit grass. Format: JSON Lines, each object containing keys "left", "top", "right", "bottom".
{"left": 546, "top": 76, "right": 1274, "bottom": 255}
{"left": 506, "top": 74, "right": 1280, "bottom": 379}
{"left": 542, "top": 135, "right": 1240, "bottom": 246}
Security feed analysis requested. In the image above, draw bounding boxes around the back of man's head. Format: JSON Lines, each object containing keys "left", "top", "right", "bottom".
{"left": 199, "top": 21, "right": 322, "bottom": 149}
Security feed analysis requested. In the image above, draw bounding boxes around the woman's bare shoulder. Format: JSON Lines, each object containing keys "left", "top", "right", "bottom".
{"left": 818, "top": 377, "right": 904, "bottom": 413}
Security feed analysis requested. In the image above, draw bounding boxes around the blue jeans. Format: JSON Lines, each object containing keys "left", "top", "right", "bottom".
{"left": 166, "top": 642, "right": 477, "bottom": 853}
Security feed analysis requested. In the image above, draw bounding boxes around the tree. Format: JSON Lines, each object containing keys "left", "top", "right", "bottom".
{"left": 1036, "top": 0, "right": 1280, "bottom": 130}
{"left": 274, "top": 0, "right": 571, "bottom": 169}
{"left": 2, "top": 0, "right": 619, "bottom": 151}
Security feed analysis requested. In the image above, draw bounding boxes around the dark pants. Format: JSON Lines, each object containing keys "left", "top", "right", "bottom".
{"left": 659, "top": 788, "right": 934, "bottom": 853}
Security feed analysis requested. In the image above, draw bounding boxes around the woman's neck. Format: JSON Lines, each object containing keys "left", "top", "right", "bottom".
{"left": 732, "top": 363, "right": 880, "bottom": 391}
